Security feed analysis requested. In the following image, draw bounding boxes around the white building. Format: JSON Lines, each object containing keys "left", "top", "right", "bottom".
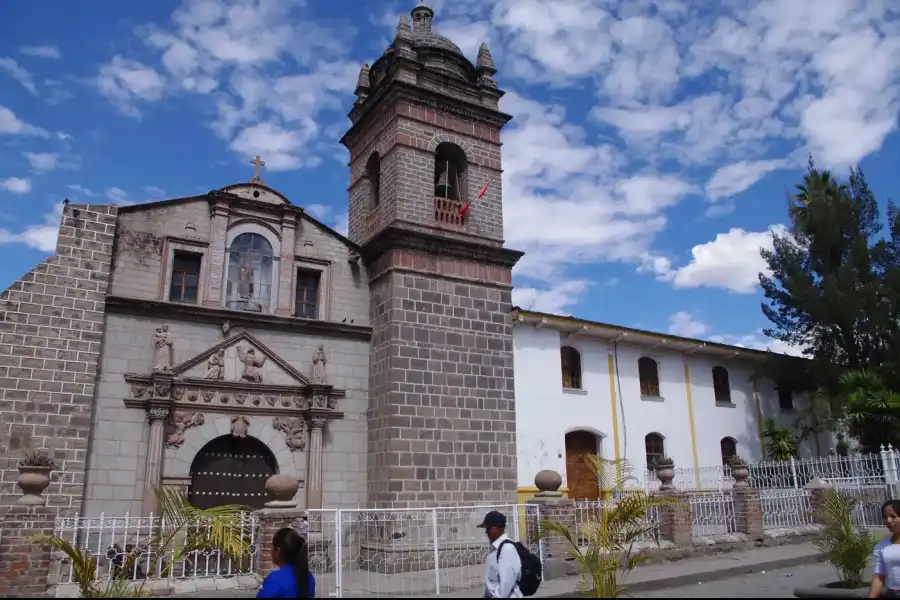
{"left": 512, "top": 308, "right": 829, "bottom": 501}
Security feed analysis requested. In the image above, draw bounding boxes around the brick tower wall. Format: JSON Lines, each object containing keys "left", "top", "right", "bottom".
{"left": 366, "top": 249, "right": 517, "bottom": 507}
{"left": 0, "top": 203, "right": 118, "bottom": 518}
{"left": 347, "top": 101, "right": 505, "bottom": 248}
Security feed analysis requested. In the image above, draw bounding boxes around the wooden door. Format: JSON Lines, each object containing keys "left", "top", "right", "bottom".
{"left": 189, "top": 435, "right": 277, "bottom": 510}
{"left": 565, "top": 431, "right": 599, "bottom": 500}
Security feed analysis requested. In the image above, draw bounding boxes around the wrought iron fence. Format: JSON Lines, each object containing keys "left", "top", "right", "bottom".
{"left": 689, "top": 492, "right": 736, "bottom": 536}
{"left": 759, "top": 488, "right": 814, "bottom": 530}
{"left": 51, "top": 512, "right": 259, "bottom": 585}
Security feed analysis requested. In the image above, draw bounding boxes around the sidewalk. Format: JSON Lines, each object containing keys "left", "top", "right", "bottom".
{"left": 171, "top": 542, "right": 823, "bottom": 598}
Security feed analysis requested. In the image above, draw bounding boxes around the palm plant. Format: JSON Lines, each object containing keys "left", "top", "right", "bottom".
{"left": 762, "top": 417, "right": 798, "bottom": 461}
{"left": 813, "top": 489, "right": 877, "bottom": 588}
{"left": 539, "top": 456, "right": 674, "bottom": 598}
{"left": 32, "top": 486, "right": 252, "bottom": 598}
{"left": 840, "top": 369, "right": 900, "bottom": 452}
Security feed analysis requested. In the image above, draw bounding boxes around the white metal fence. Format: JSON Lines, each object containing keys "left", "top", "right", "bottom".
{"left": 51, "top": 513, "right": 258, "bottom": 585}
{"left": 640, "top": 447, "right": 900, "bottom": 492}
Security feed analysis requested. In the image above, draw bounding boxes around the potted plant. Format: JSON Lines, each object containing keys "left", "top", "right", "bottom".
{"left": 728, "top": 455, "right": 751, "bottom": 488}
{"left": 17, "top": 449, "right": 55, "bottom": 505}
{"left": 652, "top": 456, "right": 675, "bottom": 490}
{"left": 540, "top": 456, "right": 675, "bottom": 598}
{"left": 793, "top": 489, "right": 877, "bottom": 598}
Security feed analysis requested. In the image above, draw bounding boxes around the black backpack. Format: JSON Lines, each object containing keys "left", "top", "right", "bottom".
{"left": 497, "top": 540, "right": 542, "bottom": 597}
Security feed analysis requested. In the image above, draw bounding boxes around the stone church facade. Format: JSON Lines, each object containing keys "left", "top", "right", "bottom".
{"left": 0, "top": 4, "right": 522, "bottom": 519}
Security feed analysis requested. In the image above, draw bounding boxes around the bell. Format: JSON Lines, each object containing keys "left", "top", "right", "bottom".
{"left": 435, "top": 170, "right": 451, "bottom": 197}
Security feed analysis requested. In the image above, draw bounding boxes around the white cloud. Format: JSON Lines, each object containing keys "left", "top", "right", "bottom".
{"left": 668, "top": 311, "right": 710, "bottom": 338}
{"left": 144, "top": 186, "right": 168, "bottom": 200}
{"left": 709, "top": 332, "right": 807, "bottom": 358}
{"left": 0, "top": 202, "right": 63, "bottom": 252}
{"left": 705, "top": 159, "right": 789, "bottom": 201}
{"left": 0, "top": 177, "right": 32, "bottom": 195}
{"left": 67, "top": 184, "right": 97, "bottom": 198}
{"left": 105, "top": 187, "right": 131, "bottom": 204}
{"left": 0, "top": 58, "right": 38, "bottom": 95}
{"left": 513, "top": 280, "right": 590, "bottom": 315}
{"left": 23, "top": 152, "right": 59, "bottom": 172}
{"left": 650, "top": 226, "right": 785, "bottom": 294}
{"left": 19, "top": 45, "right": 61, "bottom": 60}
{"left": 95, "top": 56, "right": 167, "bottom": 117}
{"left": 304, "top": 203, "right": 349, "bottom": 235}
{"left": 0, "top": 105, "right": 48, "bottom": 137}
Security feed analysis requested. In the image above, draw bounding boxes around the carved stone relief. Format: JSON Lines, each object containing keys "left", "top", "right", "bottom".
{"left": 153, "top": 325, "right": 174, "bottom": 372}
{"left": 237, "top": 345, "right": 266, "bottom": 383}
{"left": 231, "top": 415, "right": 251, "bottom": 438}
{"left": 166, "top": 412, "right": 205, "bottom": 448}
{"left": 311, "top": 345, "right": 327, "bottom": 384}
{"left": 153, "top": 380, "right": 172, "bottom": 398}
{"left": 272, "top": 416, "right": 307, "bottom": 452}
{"left": 204, "top": 349, "right": 225, "bottom": 380}
{"left": 147, "top": 408, "right": 169, "bottom": 423}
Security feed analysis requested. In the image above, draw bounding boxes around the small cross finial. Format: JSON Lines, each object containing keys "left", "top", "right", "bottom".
{"left": 249, "top": 155, "right": 266, "bottom": 182}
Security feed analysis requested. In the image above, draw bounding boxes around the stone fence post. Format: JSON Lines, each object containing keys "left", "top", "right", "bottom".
{"left": 525, "top": 470, "right": 578, "bottom": 580}
{"left": 806, "top": 479, "right": 834, "bottom": 527}
{"left": 0, "top": 505, "right": 56, "bottom": 598}
{"left": 653, "top": 491, "right": 693, "bottom": 546}
{"left": 732, "top": 488, "right": 764, "bottom": 537}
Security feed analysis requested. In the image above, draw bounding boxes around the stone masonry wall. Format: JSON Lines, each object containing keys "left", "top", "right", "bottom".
{"left": 366, "top": 249, "right": 517, "bottom": 506}
{"left": 0, "top": 203, "right": 118, "bottom": 518}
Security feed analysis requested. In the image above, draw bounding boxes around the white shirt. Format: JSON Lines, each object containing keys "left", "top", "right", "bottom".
{"left": 483, "top": 534, "right": 523, "bottom": 599}
{"left": 874, "top": 537, "right": 900, "bottom": 590}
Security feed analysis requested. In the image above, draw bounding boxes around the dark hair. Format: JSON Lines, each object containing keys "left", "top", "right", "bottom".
{"left": 273, "top": 527, "right": 310, "bottom": 598}
{"left": 882, "top": 500, "right": 900, "bottom": 517}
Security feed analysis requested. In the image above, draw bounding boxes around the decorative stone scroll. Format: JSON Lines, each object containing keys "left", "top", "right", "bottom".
{"left": 272, "top": 416, "right": 307, "bottom": 452}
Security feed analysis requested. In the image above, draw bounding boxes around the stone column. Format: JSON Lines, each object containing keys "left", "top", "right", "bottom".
{"left": 306, "top": 418, "right": 326, "bottom": 514}
{"left": 142, "top": 407, "right": 169, "bottom": 516}
{"left": 0, "top": 504, "right": 56, "bottom": 597}
{"left": 806, "top": 478, "right": 834, "bottom": 528}
{"left": 655, "top": 491, "right": 693, "bottom": 546}
{"left": 256, "top": 475, "right": 307, "bottom": 577}
{"left": 204, "top": 201, "right": 229, "bottom": 307}
{"left": 526, "top": 496, "right": 577, "bottom": 580}
{"left": 732, "top": 488, "right": 764, "bottom": 537}
{"left": 276, "top": 212, "right": 297, "bottom": 316}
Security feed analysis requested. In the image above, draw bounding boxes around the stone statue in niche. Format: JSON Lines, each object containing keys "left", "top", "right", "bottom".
{"left": 273, "top": 416, "right": 307, "bottom": 451}
{"left": 166, "top": 412, "right": 205, "bottom": 448}
{"left": 312, "top": 345, "right": 327, "bottom": 384}
{"left": 153, "top": 325, "right": 173, "bottom": 372}
{"left": 231, "top": 415, "right": 251, "bottom": 438}
{"left": 204, "top": 349, "right": 225, "bottom": 380}
{"left": 237, "top": 345, "right": 266, "bottom": 383}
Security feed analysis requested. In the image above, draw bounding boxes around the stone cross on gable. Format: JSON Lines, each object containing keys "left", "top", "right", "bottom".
{"left": 249, "top": 155, "right": 266, "bottom": 183}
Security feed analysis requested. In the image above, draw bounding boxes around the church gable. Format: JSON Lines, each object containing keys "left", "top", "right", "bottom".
{"left": 172, "top": 330, "right": 310, "bottom": 387}
{"left": 220, "top": 182, "right": 291, "bottom": 206}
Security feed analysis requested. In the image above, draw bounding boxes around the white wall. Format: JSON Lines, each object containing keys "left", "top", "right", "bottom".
{"left": 513, "top": 326, "right": 824, "bottom": 489}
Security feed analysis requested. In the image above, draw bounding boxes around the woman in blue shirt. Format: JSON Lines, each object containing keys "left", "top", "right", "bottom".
{"left": 257, "top": 527, "right": 316, "bottom": 598}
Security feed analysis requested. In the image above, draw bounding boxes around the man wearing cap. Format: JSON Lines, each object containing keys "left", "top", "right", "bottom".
{"left": 477, "top": 510, "right": 522, "bottom": 598}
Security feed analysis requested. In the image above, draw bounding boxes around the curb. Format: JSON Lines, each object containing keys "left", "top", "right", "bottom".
{"left": 542, "top": 553, "right": 824, "bottom": 598}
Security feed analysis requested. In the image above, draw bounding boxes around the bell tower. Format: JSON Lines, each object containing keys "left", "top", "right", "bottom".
{"left": 341, "top": 3, "right": 524, "bottom": 506}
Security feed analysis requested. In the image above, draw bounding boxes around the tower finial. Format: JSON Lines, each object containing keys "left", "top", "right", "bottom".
{"left": 410, "top": 2, "right": 434, "bottom": 34}
{"left": 477, "top": 42, "right": 496, "bottom": 74}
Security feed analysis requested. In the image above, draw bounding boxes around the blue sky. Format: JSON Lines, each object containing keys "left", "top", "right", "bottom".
{"left": 1, "top": 0, "right": 898, "bottom": 355}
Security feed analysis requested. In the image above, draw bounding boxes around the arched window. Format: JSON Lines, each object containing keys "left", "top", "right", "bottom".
{"left": 638, "top": 357, "right": 660, "bottom": 397}
{"left": 712, "top": 366, "right": 731, "bottom": 404}
{"left": 720, "top": 437, "right": 737, "bottom": 465}
{"left": 225, "top": 232, "right": 274, "bottom": 313}
{"left": 561, "top": 346, "right": 582, "bottom": 389}
{"left": 434, "top": 142, "right": 467, "bottom": 201}
{"left": 645, "top": 433, "right": 665, "bottom": 469}
{"left": 366, "top": 152, "right": 381, "bottom": 207}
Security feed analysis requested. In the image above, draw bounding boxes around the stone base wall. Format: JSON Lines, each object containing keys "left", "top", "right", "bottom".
{"left": 358, "top": 541, "right": 484, "bottom": 574}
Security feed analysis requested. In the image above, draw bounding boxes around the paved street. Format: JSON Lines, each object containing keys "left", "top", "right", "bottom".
{"left": 634, "top": 561, "right": 836, "bottom": 597}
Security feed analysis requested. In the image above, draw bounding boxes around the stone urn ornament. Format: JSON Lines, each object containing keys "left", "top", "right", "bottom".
{"left": 17, "top": 449, "right": 55, "bottom": 505}
{"left": 728, "top": 455, "right": 750, "bottom": 488}
{"left": 264, "top": 474, "right": 301, "bottom": 508}
{"left": 534, "top": 469, "right": 564, "bottom": 498}
{"left": 653, "top": 456, "right": 676, "bottom": 491}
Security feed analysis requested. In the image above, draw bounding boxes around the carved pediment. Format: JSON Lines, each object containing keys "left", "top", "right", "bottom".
{"left": 172, "top": 330, "right": 310, "bottom": 387}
